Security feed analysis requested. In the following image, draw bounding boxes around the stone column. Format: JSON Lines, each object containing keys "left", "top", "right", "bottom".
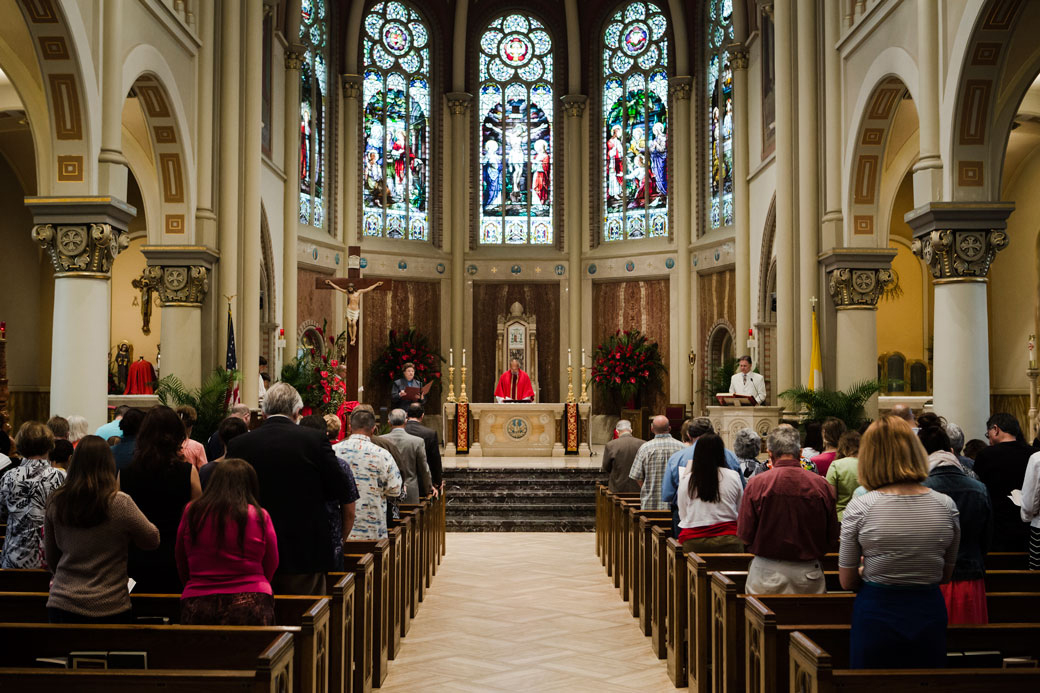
{"left": 446, "top": 93, "right": 472, "bottom": 398}
{"left": 99, "top": 0, "right": 127, "bottom": 197}
{"left": 821, "top": 0, "right": 843, "bottom": 248}
{"left": 217, "top": 0, "right": 241, "bottom": 356}
{"left": 26, "top": 197, "right": 135, "bottom": 430}
{"left": 773, "top": 0, "right": 796, "bottom": 394}
{"left": 821, "top": 249, "right": 896, "bottom": 416}
{"left": 562, "top": 95, "right": 587, "bottom": 396}
{"left": 194, "top": 0, "right": 217, "bottom": 245}
{"left": 240, "top": 0, "right": 264, "bottom": 407}
{"left": 282, "top": 2, "right": 303, "bottom": 359}
{"left": 796, "top": 0, "right": 819, "bottom": 385}
{"left": 670, "top": 76, "right": 693, "bottom": 405}
{"left": 340, "top": 74, "right": 362, "bottom": 243}
{"left": 906, "top": 202, "right": 1014, "bottom": 437}
{"left": 730, "top": 47, "right": 751, "bottom": 349}
{"left": 913, "top": 0, "right": 942, "bottom": 204}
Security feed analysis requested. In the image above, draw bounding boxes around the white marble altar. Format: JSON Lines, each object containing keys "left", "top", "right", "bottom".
{"left": 443, "top": 402, "right": 591, "bottom": 457}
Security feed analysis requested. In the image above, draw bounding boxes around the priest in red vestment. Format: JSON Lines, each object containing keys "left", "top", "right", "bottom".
{"left": 494, "top": 359, "right": 535, "bottom": 403}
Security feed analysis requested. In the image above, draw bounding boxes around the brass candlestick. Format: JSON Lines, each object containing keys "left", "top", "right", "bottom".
{"left": 459, "top": 366, "right": 469, "bottom": 404}
{"left": 578, "top": 364, "right": 589, "bottom": 403}
{"left": 446, "top": 366, "right": 457, "bottom": 403}
{"left": 566, "top": 365, "right": 576, "bottom": 403}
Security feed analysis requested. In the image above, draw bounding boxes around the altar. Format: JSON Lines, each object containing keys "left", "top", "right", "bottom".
{"left": 443, "top": 402, "right": 592, "bottom": 457}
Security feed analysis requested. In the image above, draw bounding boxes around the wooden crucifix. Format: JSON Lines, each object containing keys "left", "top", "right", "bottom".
{"left": 315, "top": 246, "right": 391, "bottom": 398}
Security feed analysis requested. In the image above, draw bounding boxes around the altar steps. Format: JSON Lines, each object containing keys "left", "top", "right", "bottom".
{"left": 443, "top": 467, "right": 601, "bottom": 532}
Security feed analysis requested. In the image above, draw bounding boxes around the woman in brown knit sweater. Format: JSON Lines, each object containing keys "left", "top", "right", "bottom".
{"left": 45, "top": 436, "right": 159, "bottom": 623}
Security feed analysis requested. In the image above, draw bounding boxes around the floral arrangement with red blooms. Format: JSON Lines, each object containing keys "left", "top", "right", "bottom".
{"left": 370, "top": 328, "right": 443, "bottom": 392}
{"left": 590, "top": 329, "right": 666, "bottom": 407}
{"left": 279, "top": 322, "right": 355, "bottom": 417}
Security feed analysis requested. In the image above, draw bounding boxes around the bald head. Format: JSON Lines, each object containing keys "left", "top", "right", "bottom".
{"left": 890, "top": 404, "right": 915, "bottom": 424}
{"left": 651, "top": 415, "right": 671, "bottom": 435}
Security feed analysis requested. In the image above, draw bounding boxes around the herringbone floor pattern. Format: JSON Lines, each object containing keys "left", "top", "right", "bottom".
{"left": 379, "top": 533, "right": 676, "bottom": 692}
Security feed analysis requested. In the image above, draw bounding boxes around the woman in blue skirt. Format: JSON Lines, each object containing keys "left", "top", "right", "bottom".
{"left": 838, "top": 415, "right": 961, "bottom": 669}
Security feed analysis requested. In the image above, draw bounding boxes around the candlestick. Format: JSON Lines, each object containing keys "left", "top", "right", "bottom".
{"left": 459, "top": 365, "right": 469, "bottom": 403}
{"left": 446, "top": 366, "right": 457, "bottom": 403}
{"left": 566, "top": 365, "right": 576, "bottom": 403}
{"left": 579, "top": 363, "right": 589, "bottom": 403}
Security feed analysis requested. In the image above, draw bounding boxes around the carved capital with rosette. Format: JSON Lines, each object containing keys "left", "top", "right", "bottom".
{"left": 828, "top": 267, "right": 893, "bottom": 309}
{"left": 446, "top": 92, "right": 473, "bottom": 116}
{"left": 561, "top": 95, "right": 588, "bottom": 118}
{"left": 151, "top": 265, "right": 210, "bottom": 306}
{"left": 911, "top": 228, "right": 1008, "bottom": 280}
{"left": 32, "top": 223, "right": 128, "bottom": 276}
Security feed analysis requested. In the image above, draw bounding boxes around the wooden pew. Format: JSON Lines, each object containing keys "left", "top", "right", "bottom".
{"left": 648, "top": 525, "right": 673, "bottom": 660}
{"left": 788, "top": 628, "right": 1040, "bottom": 692}
{"left": 632, "top": 510, "right": 672, "bottom": 626}
{"left": 0, "top": 591, "right": 333, "bottom": 693}
{"left": 392, "top": 511, "right": 418, "bottom": 625}
{"left": 385, "top": 525, "right": 404, "bottom": 658}
{"left": 337, "top": 554, "right": 375, "bottom": 693}
{"left": 0, "top": 623, "right": 295, "bottom": 692}
{"left": 398, "top": 506, "right": 425, "bottom": 607}
{"left": 665, "top": 538, "right": 687, "bottom": 687}
{"left": 746, "top": 593, "right": 1040, "bottom": 693}
{"left": 326, "top": 574, "right": 356, "bottom": 693}
{"left": 344, "top": 540, "right": 390, "bottom": 688}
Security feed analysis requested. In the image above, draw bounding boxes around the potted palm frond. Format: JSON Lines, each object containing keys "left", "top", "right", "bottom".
{"left": 778, "top": 380, "right": 882, "bottom": 430}
{"left": 155, "top": 368, "right": 239, "bottom": 444}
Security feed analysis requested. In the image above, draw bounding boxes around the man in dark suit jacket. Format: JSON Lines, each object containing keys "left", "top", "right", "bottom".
{"left": 228, "top": 382, "right": 359, "bottom": 595}
{"left": 602, "top": 419, "right": 644, "bottom": 493}
{"left": 405, "top": 403, "right": 442, "bottom": 491}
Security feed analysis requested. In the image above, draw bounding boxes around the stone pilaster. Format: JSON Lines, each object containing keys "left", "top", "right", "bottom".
{"left": 446, "top": 92, "right": 472, "bottom": 401}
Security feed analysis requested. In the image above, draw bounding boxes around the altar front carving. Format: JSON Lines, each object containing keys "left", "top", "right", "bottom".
{"left": 444, "top": 402, "right": 591, "bottom": 457}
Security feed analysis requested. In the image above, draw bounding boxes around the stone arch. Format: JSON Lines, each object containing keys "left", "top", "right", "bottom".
{"left": 844, "top": 72, "right": 915, "bottom": 247}
{"left": 757, "top": 195, "right": 776, "bottom": 318}
{"left": 945, "top": 0, "right": 1040, "bottom": 201}
{"left": 123, "top": 48, "right": 196, "bottom": 242}
{"left": 14, "top": 0, "right": 98, "bottom": 194}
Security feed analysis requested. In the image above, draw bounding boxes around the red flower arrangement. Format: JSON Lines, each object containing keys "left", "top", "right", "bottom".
{"left": 370, "top": 328, "right": 443, "bottom": 391}
{"left": 279, "top": 322, "right": 352, "bottom": 416}
{"left": 590, "top": 329, "right": 666, "bottom": 408}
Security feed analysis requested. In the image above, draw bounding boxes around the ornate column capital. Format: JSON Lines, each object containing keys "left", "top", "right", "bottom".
{"left": 669, "top": 76, "right": 692, "bottom": 100}
{"left": 285, "top": 43, "right": 305, "bottom": 71}
{"left": 827, "top": 267, "right": 893, "bottom": 309}
{"left": 728, "top": 44, "right": 749, "bottom": 71}
{"left": 25, "top": 196, "right": 136, "bottom": 278}
{"left": 147, "top": 265, "right": 211, "bottom": 306}
{"left": 760, "top": 2, "right": 774, "bottom": 21}
{"left": 341, "top": 73, "right": 362, "bottom": 99}
{"left": 904, "top": 202, "right": 1015, "bottom": 281}
{"left": 446, "top": 92, "right": 473, "bottom": 116}
{"left": 561, "top": 94, "right": 588, "bottom": 118}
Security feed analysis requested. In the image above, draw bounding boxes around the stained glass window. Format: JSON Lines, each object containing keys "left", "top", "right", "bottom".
{"left": 601, "top": 2, "right": 669, "bottom": 243}
{"left": 708, "top": 0, "right": 734, "bottom": 229}
{"left": 300, "top": 0, "right": 327, "bottom": 229}
{"left": 478, "top": 13, "right": 554, "bottom": 245}
{"left": 361, "top": 1, "right": 431, "bottom": 241}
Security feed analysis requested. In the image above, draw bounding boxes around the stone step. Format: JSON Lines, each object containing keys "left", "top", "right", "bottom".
{"left": 446, "top": 517, "right": 595, "bottom": 532}
{"left": 447, "top": 502, "right": 595, "bottom": 513}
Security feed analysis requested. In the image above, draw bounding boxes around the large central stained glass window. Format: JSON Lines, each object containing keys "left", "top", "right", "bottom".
{"left": 361, "top": 1, "right": 430, "bottom": 241}
{"left": 602, "top": 1, "right": 669, "bottom": 242}
{"left": 478, "top": 13, "right": 554, "bottom": 245}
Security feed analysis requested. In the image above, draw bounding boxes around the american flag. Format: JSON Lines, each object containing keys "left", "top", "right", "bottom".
{"left": 226, "top": 305, "right": 241, "bottom": 405}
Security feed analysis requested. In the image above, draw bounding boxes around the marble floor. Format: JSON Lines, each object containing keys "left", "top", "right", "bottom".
{"left": 379, "top": 533, "right": 678, "bottom": 692}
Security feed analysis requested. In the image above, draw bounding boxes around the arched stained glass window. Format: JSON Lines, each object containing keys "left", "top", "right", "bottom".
{"left": 708, "top": 0, "right": 734, "bottom": 229}
{"left": 361, "top": 1, "right": 431, "bottom": 241}
{"left": 300, "top": 0, "right": 328, "bottom": 229}
{"left": 602, "top": 2, "right": 669, "bottom": 243}
{"left": 478, "top": 13, "right": 554, "bottom": 245}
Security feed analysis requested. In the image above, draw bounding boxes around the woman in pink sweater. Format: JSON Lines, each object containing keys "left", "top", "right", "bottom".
{"left": 175, "top": 458, "right": 278, "bottom": 625}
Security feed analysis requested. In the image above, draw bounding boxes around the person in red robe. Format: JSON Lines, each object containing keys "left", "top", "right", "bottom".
{"left": 124, "top": 357, "right": 156, "bottom": 395}
{"left": 494, "top": 359, "right": 535, "bottom": 403}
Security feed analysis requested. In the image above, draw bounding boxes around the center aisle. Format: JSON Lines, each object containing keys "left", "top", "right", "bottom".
{"left": 379, "top": 533, "right": 676, "bottom": 692}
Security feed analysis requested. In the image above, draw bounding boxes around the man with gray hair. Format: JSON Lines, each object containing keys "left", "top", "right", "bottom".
{"left": 228, "top": 382, "right": 359, "bottom": 595}
{"left": 602, "top": 420, "right": 643, "bottom": 493}
{"left": 737, "top": 426, "right": 838, "bottom": 594}
{"left": 206, "top": 402, "right": 252, "bottom": 461}
{"left": 629, "top": 415, "right": 683, "bottom": 510}
{"left": 383, "top": 408, "right": 433, "bottom": 503}
{"left": 945, "top": 422, "right": 975, "bottom": 471}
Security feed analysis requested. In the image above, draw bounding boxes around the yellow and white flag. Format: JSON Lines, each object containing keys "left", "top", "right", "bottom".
{"left": 808, "top": 302, "right": 823, "bottom": 390}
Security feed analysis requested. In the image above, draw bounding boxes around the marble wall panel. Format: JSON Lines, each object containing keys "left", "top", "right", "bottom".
{"left": 471, "top": 283, "right": 561, "bottom": 404}
{"left": 591, "top": 279, "right": 670, "bottom": 414}
{"left": 297, "top": 268, "right": 334, "bottom": 339}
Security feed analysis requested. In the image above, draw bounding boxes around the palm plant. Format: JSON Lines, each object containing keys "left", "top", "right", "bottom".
{"left": 155, "top": 368, "right": 240, "bottom": 444}
{"left": 701, "top": 357, "right": 741, "bottom": 397}
{"left": 779, "top": 380, "right": 882, "bottom": 430}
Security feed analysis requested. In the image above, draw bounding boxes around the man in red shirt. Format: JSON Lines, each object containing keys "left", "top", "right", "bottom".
{"left": 738, "top": 425, "right": 838, "bottom": 593}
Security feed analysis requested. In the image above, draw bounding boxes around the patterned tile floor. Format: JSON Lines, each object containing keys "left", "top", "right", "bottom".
{"left": 379, "top": 533, "right": 678, "bottom": 692}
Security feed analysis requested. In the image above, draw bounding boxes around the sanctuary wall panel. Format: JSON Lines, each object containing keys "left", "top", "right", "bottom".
{"left": 471, "top": 283, "right": 560, "bottom": 405}
{"left": 361, "top": 280, "right": 442, "bottom": 413}
{"left": 297, "top": 268, "right": 334, "bottom": 342}
{"left": 698, "top": 269, "right": 736, "bottom": 395}
{"left": 591, "top": 279, "right": 670, "bottom": 414}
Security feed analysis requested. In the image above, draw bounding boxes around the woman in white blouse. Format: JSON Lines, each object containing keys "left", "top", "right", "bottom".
{"left": 676, "top": 433, "right": 744, "bottom": 554}
{"left": 1021, "top": 450, "right": 1040, "bottom": 570}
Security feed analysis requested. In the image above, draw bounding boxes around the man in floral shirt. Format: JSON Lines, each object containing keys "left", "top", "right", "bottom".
{"left": 334, "top": 408, "right": 403, "bottom": 540}
{"left": 0, "top": 421, "right": 66, "bottom": 568}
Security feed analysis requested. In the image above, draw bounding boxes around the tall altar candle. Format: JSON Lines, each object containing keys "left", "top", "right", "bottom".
{"left": 581, "top": 348, "right": 586, "bottom": 366}
{"left": 450, "top": 348, "right": 454, "bottom": 367}
{"left": 462, "top": 348, "right": 466, "bottom": 367}
{"left": 568, "top": 348, "right": 572, "bottom": 367}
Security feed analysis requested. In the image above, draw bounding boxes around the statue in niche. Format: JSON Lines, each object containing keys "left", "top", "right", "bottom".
{"left": 110, "top": 341, "right": 132, "bottom": 394}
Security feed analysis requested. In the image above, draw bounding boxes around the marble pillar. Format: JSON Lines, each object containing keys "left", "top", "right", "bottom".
{"left": 796, "top": 0, "right": 819, "bottom": 385}
{"left": 906, "top": 203, "right": 1014, "bottom": 438}
{"left": 820, "top": 0, "right": 843, "bottom": 247}
{"left": 99, "top": 0, "right": 127, "bottom": 197}
{"left": 217, "top": 0, "right": 241, "bottom": 356}
{"left": 730, "top": 47, "right": 751, "bottom": 351}
{"left": 240, "top": 0, "right": 263, "bottom": 407}
{"left": 670, "top": 76, "right": 692, "bottom": 405}
{"left": 822, "top": 249, "right": 896, "bottom": 416}
{"left": 913, "top": 0, "right": 942, "bottom": 205}
{"left": 282, "top": 6, "right": 303, "bottom": 360}
{"left": 562, "top": 95, "right": 587, "bottom": 398}
{"left": 773, "top": 0, "right": 796, "bottom": 395}
{"left": 26, "top": 197, "right": 136, "bottom": 430}
{"left": 446, "top": 93, "right": 472, "bottom": 398}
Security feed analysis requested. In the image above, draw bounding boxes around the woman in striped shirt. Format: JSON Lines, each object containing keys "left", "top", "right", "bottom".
{"left": 839, "top": 416, "right": 960, "bottom": 669}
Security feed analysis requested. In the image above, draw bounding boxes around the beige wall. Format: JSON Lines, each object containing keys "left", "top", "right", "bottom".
{"left": 110, "top": 236, "right": 161, "bottom": 370}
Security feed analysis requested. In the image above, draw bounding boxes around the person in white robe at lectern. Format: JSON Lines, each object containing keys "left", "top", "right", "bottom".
{"left": 728, "top": 355, "right": 766, "bottom": 405}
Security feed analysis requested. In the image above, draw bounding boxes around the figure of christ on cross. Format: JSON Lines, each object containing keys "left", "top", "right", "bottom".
{"left": 321, "top": 278, "right": 388, "bottom": 346}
